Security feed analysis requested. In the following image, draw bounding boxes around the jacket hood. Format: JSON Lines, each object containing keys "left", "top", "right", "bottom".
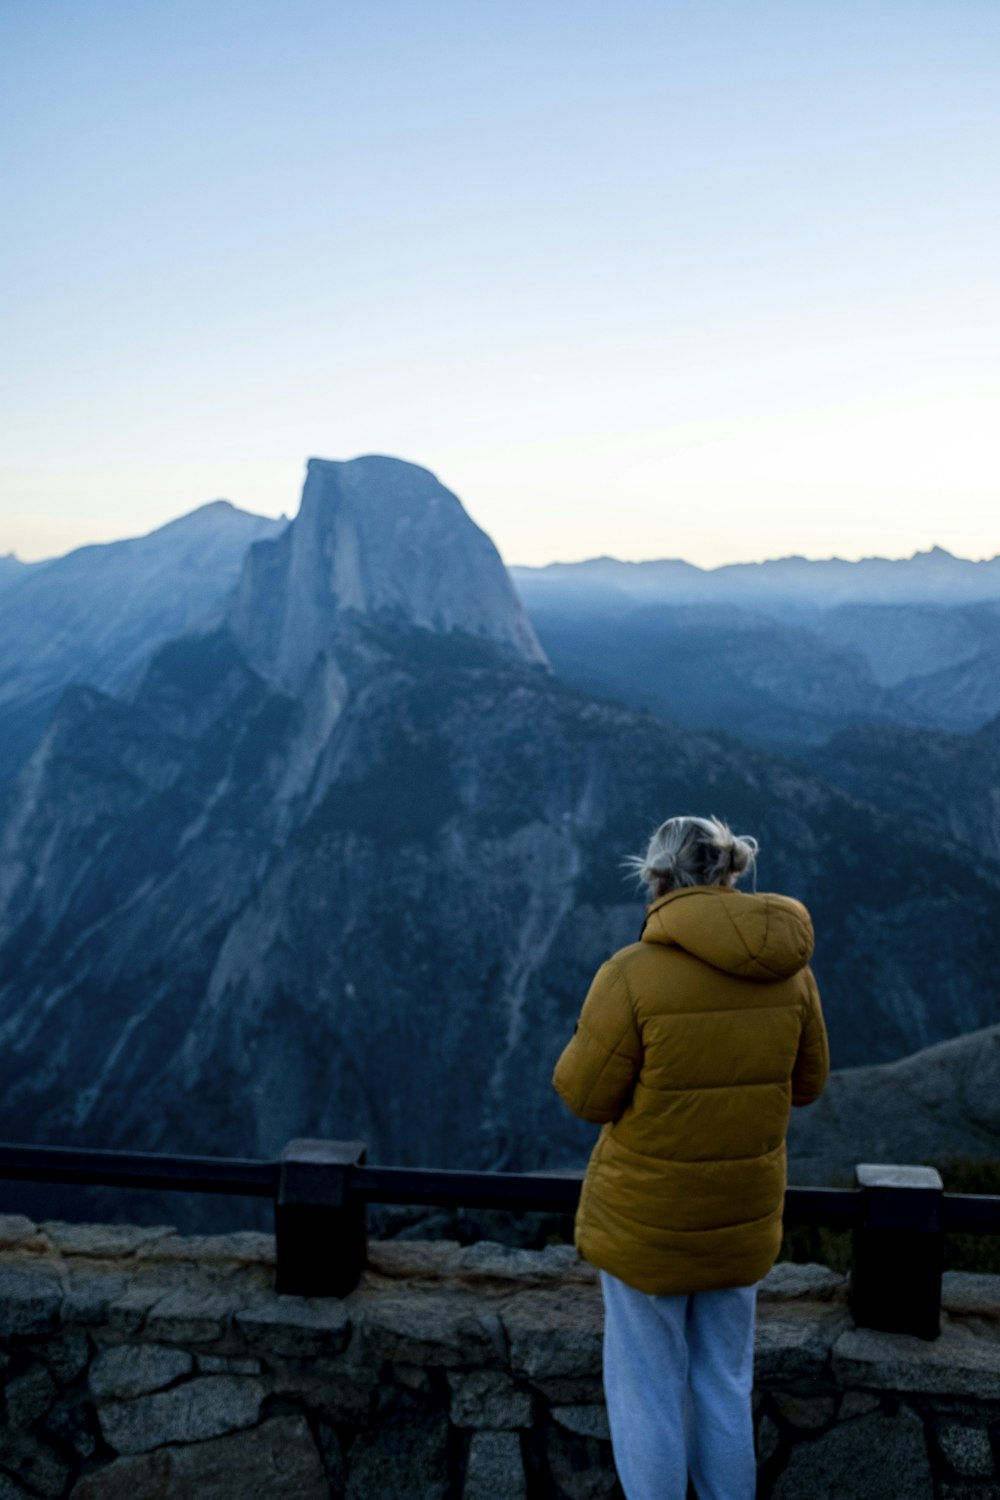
{"left": 642, "top": 885, "right": 814, "bottom": 981}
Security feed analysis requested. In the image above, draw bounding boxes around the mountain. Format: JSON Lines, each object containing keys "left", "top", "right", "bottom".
{"left": 788, "top": 1023, "right": 1000, "bottom": 1186}
{"left": 0, "top": 553, "right": 30, "bottom": 594}
{"left": 2, "top": 457, "right": 1000, "bottom": 1218}
{"left": 514, "top": 570, "right": 1000, "bottom": 747}
{"left": 512, "top": 546, "right": 1000, "bottom": 618}
{"left": 0, "top": 501, "right": 287, "bottom": 782}
{"left": 816, "top": 602, "right": 1000, "bottom": 688}
{"left": 523, "top": 603, "right": 893, "bottom": 749}
{"left": 229, "top": 456, "right": 545, "bottom": 692}
{"left": 809, "top": 713, "right": 1000, "bottom": 865}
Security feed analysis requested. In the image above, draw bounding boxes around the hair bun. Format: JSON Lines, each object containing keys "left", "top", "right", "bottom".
{"left": 623, "top": 816, "right": 759, "bottom": 897}
{"left": 729, "top": 834, "right": 759, "bottom": 875}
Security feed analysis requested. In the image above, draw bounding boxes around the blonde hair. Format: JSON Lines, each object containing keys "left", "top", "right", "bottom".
{"left": 624, "top": 815, "right": 759, "bottom": 898}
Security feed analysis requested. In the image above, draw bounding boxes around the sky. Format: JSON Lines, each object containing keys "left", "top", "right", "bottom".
{"left": 2, "top": 0, "right": 998, "bottom": 568}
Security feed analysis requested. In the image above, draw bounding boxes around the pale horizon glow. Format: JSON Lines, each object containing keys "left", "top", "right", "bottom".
{"left": 2, "top": 2, "right": 998, "bottom": 569}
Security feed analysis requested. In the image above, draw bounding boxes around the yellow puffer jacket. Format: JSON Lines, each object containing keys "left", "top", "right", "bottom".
{"left": 553, "top": 884, "right": 829, "bottom": 1295}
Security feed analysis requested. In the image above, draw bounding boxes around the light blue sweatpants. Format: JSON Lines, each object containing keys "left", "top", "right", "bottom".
{"left": 601, "top": 1270, "right": 757, "bottom": 1500}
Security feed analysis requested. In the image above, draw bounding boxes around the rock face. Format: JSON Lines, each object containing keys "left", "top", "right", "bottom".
{"left": 789, "top": 1023, "right": 1000, "bottom": 1185}
{"left": 3, "top": 460, "right": 1000, "bottom": 1212}
{"left": 229, "top": 455, "right": 545, "bottom": 692}
{"left": 0, "top": 1217, "right": 998, "bottom": 1499}
{"left": 0, "top": 500, "right": 286, "bottom": 783}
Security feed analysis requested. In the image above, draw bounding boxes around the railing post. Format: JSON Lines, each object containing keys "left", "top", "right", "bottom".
{"left": 275, "top": 1138, "right": 367, "bottom": 1297}
{"left": 849, "top": 1163, "right": 943, "bottom": 1341}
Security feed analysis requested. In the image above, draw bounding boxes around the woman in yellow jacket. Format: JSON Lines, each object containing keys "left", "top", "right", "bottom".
{"left": 553, "top": 815, "right": 829, "bottom": 1500}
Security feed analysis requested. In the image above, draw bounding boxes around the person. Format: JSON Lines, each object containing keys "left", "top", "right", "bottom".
{"left": 552, "top": 815, "right": 829, "bottom": 1500}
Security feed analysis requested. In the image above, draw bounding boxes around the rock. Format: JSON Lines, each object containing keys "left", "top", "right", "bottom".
{"left": 0, "top": 1267, "right": 63, "bottom": 1336}
{"left": 344, "top": 1392, "right": 450, "bottom": 1500}
{"left": 528, "top": 1375, "right": 607, "bottom": 1405}
{"left": 39, "top": 1222, "right": 175, "bottom": 1258}
{"left": 134, "top": 1231, "right": 275, "bottom": 1267}
{"left": 760, "top": 1263, "right": 845, "bottom": 1302}
{"left": 195, "top": 1353, "right": 262, "bottom": 1374}
{"left": 771, "top": 1406, "right": 932, "bottom": 1499}
{"left": 463, "top": 1430, "right": 527, "bottom": 1499}
{"left": 235, "top": 1295, "right": 352, "bottom": 1358}
{"left": 231, "top": 454, "right": 546, "bottom": 696}
{"left": 936, "top": 1422, "right": 994, "bottom": 1476}
{"left": 551, "top": 1404, "right": 610, "bottom": 1441}
{"left": 144, "top": 1284, "right": 235, "bottom": 1342}
{"left": 754, "top": 1306, "right": 850, "bottom": 1382}
{"left": 0, "top": 1426, "right": 71, "bottom": 1497}
{"left": 356, "top": 1291, "right": 499, "bottom": 1368}
{"left": 268, "top": 1361, "right": 374, "bottom": 1423}
{"left": 72, "top": 1449, "right": 173, "bottom": 1500}
{"left": 771, "top": 1391, "right": 837, "bottom": 1430}
{"left": 89, "top": 1342, "right": 193, "bottom": 1400}
{"left": 73, "top": 1414, "right": 329, "bottom": 1498}
{"left": 42, "top": 1392, "right": 100, "bottom": 1459}
{"left": 448, "top": 1370, "right": 533, "bottom": 1429}
{"left": 4, "top": 1363, "right": 57, "bottom": 1426}
{"left": 0, "top": 1473, "right": 37, "bottom": 1499}
{"left": 942, "top": 1271, "right": 1000, "bottom": 1322}
{"left": 543, "top": 1424, "right": 619, "bottom": 1500}
{"left": 32, "top": 1331, "right": 91, "bottom": 1384}
{"left": 838, "top": 1389, "right": 882, "bottom": 1419}
{"left": 939, "top": 1487, "right": 1000, "bottom": 1500}
{"left": 502, "top": 1288, "right": 604, "bottom": 1381}
{"left": 0, "top": 1216, "right": 40, "bottom": 1250}
{"left": 106, "top": 1282, "right": 166, "bottom": 1334}
{"left": 62, "top": 1271, "right": 127, "bottom": 1324}
{"left": 316, "top": 1421, "right": 347, "bottom": 1491}
{"left": 97, "top": 1374, "right": 265, "bottom": 1453}
{"left": 832, "top": 1322, "right": 1000, "bottom": 1401}
{"left": 449, "top": 1242, "right": 584, "bottom": 1286}
{"left": 364, "top": 1241, "right": 462, "bottom": 1280}
{"left": 756, "top": 1413, "right": 781, "bottom": 1464}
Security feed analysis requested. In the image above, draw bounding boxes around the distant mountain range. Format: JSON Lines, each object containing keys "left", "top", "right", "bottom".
{"left": 1, "top": 458, "right": 999, "bottom": 1212}
{"left": 510, "top": 553, "right": 1000, "bottom": 748}
{"left": 511, "top": 546, "right": 1000, "bottom": 614}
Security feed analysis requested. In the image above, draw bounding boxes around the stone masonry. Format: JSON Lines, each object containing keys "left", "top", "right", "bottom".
{"left": 0, "top": 1214, "right": 997, "bottom": 1497}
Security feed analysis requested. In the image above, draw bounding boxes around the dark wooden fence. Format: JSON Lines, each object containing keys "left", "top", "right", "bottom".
{"left": 1, "top": 1139, "right": 998, "bottom": 1342}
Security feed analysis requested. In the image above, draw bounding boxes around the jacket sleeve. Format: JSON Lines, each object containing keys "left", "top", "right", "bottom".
{"left": 791, "top": 968, "right": 830, "bottom": 1107}
{"left": 552, "top": 959, "right": 643, "bottom": 1124}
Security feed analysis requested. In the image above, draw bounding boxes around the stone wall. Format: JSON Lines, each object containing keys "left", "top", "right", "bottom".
{"left": 0, "top": 1213, "right": 997, "bottom": 1498}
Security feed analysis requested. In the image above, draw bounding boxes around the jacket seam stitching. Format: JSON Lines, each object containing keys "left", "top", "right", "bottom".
{"left": 576, "top": 1014, "right": 638, "bottom": 1065}
{"left": 603, "top": 1135, "right": 785, "bottom": 1166}
{"left": 719, "top": 900, "right": 787, "bottom": 980}
{"left": 635, "top": 1078, "right": 791, "bottom": 1094}
{"left": 644, "top": 1001, "right": 805, "bottom": 1017}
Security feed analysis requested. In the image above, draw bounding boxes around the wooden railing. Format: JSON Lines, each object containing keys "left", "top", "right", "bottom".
{"left": 1, "top": 1140, "right": 998, "bottom": 1341}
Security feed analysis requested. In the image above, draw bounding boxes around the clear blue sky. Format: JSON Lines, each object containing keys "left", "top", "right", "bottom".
{"left": 2, "top": 0, "right": 998, "bottom": 566}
